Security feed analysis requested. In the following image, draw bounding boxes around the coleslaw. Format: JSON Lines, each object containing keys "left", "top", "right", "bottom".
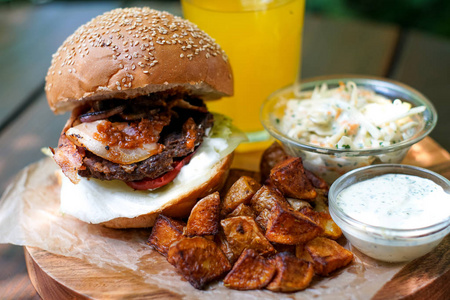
{"left": 267, "top": 81, "right": 429, "bottom": 182}
{"left": 279, "top": 81, "right": 426, "bottom": 150}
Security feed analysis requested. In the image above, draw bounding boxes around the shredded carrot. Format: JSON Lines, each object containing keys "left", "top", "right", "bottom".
{"left": 335, "top": 108, "right": 342, "bottom": 119}
{"left": 348, "top": 123, "right": 359, "bottom": 135}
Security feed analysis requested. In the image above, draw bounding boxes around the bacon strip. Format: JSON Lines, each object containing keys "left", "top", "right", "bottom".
{"left": 52, "top": 108, "right": 86, "bottom": 183}
{"left": 53, "top": 135, "right": 85, "bottom": 184}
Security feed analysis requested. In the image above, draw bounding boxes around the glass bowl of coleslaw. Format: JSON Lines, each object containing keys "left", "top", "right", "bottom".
{"left": 260, "top": 76, "right": 437, "bottom": 183}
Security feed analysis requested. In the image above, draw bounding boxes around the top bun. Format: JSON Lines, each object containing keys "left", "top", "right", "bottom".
{"left": 45, "top": 7, "right": 233, "bottom": 114}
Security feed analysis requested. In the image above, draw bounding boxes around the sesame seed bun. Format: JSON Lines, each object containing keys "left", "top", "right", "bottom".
{"left": 45, "top": 7, "right": 233, "bottom": 114}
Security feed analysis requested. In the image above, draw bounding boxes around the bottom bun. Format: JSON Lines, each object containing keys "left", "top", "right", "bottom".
{"left": 101, "top": 153, "right": 233, "bottom": 228}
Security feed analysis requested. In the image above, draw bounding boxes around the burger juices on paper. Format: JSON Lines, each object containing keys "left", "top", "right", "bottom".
{"left": 45, "top": 7, "right": 245, "bottom": 228}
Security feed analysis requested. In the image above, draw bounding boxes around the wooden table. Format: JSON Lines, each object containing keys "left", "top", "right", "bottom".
{"left": 0, "top": 1, "right": 449, "bottom": 299}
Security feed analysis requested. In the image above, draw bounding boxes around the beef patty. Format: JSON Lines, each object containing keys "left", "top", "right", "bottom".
{"left": 78, "top": 97, "right": 214, "bottom": 182}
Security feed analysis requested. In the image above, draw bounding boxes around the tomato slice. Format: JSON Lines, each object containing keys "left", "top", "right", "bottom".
{"left": 126, "top": 153, "right": 194, "bottom": 190}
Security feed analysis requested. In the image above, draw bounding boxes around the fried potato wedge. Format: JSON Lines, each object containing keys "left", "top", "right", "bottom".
{"left": 255, "top": 208, "right": 272, "bottom": 231}
{"left": 270, "top": 157, "right": 317, "bottom": 200}
{"left": 300, "top": 207, "right": 342, "bottom": 240}
{"left": 250, "top": 185, "right": 290, "bottom": 216}
{"left": 184, "top": 192, "right": 220, "bottom": 237}
{"left": 286, "top": 198, "right": 313, "bottom": 212}
{"left": 147, "top": 215, "right": 185, "bottom": 256}
{"left": 265, "top": 205, "right": 323, "bottom": 245}
{"left": 221, "top": 216, "right": 275, "bottom": 257}
{"left": 226, "top": 203, "right": 256, "bottom": 219}
{"left": 250, "top": 185, "right": 291, "bottom": 230}
{"left": 266, "top": 252, "right": 314, "bottom": 292}
{"left": 295, "top": 244, "right": 313, "bottom": 263}
{"left": 260, "top": 142, "right": 290, "bottom": 182}
{"left": 214, "top": 230, "right": 239, "bottom": 264}
{"left": 220, "top": 169, "right": 260, "bottom": 197}
{"left": 305, "top": 169, "right": 328, "bottom": 190}
{"left": 221, "top": 176, "right": 261, "bottom": 216}
{"left": 305, "top": 237, "right": 353, "bottom": 276}
{"left": 313, "top": 189, "right": 329, "bottom": 213}
{"left": 272, "top": 243, "right": 296, "bottom": 255}
{"left": 223, "top": 249, "right": 276, "bottom": 290}
{"left": 167, "top": 236, "right": 231, "bottom": 289}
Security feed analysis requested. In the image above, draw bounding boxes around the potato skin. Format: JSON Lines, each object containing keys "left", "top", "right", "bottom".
{"left": 220, "top": 169, "right": 260, "bottom": 197}
{"left": 223, "top": 249, "right": 276, "bottom": 290}
{"left": 265, "top": 205, "right": 323, "bottom": 245}
{"left": 167, "top": 236, "right": 231, "bottom": 289}
{"left": 300, "top": 207, "right": 342, "bottom": 240}
{"left": 305, "top": 169, "right": 328, "bottom": 190}
{"left": 147, "top": 215, "right": 185, "bottom": 256}
{"left": 184, "top": 192, "right": 220, "bottom": 237}
{"left": 221, "top": 216, "right": 275, "bottom": 258}
{"left": 226, "top": 203, "right": 256, "bottom": 219}
{"left": 266, "top": 252, "right": 314, "bottom": 292}
{"left": 221, "top": 176, "right": 261, "bottom": 216}
{"left": 270, "top": 157, "right": 317, "bottom": 200}
{"left": 260, "top": 142, "right": 290, "bottom": 182}
{"left": 250, "top": 185, "right": 289, "bottom": 216}
{"left": 305, "top": 237, "right": 353, "bottom": 276}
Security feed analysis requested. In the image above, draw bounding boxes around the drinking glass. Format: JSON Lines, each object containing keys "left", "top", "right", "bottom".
{"left": 182, "top": 0, "right": 305, "bottom": 151}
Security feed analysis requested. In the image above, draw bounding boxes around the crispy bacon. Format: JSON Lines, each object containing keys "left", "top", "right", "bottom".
{"left": 53, "top": 135, "right": 85, "bottom": 184}
{"left": 52, "top": 109, "right": 86, "bottom": 183}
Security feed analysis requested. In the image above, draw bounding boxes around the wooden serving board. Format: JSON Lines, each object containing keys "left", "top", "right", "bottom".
{"left": 25, "top": 137, "right": 450, "bottom": 300}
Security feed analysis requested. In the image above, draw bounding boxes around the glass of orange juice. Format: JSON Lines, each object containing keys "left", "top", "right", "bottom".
{"left": 182, "top": 0, "right": 305, "bottom": 151}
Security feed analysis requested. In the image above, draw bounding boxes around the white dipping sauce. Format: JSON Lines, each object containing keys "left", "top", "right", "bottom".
{"left": 336, "top": 174, "right": 450, "bottom": 229}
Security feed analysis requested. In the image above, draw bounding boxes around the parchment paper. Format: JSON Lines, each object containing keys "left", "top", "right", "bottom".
{"left": 0, "top": 158, "right": 406, "bottom": 299}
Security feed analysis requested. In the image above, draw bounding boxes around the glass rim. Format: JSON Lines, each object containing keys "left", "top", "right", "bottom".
{"left": 260, "top": 75, "right": 438, "bottom": 156}
{"left": 328, "top": 164, "right": 450, "bottom": 239}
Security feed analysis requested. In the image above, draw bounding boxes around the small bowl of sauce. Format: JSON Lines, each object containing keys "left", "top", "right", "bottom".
{"left": 328, "top": 164, "right": 450, "bottom": 262}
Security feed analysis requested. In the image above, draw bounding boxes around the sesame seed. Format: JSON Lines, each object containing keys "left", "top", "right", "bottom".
{"left": 48, "top": 7, "right": 229, "bottom": 92}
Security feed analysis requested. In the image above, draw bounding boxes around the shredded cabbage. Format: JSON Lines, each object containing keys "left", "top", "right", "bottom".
{"left": 281, "top": 81, "right": 426, "bottom": 150}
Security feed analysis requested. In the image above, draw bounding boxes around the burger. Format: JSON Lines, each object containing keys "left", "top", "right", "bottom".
{"left": 45, "top": 7, "right": 245, "bottom": 228}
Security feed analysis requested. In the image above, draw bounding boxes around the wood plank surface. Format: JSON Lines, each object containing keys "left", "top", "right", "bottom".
{"left": 373, "top": 235, "right": 450, "bottom": 300}
{"left": 0, "top": 94, "right": 67, "bottom": 193}
{"left": 0, "top": 244, "right": 40, "bottom": 300}
{"left": 391, "top": 30, "right": 450, "bottom": 151}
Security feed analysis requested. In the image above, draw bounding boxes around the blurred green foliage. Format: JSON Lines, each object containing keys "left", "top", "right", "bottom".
{"left": 1, "top": 0, "right": 449, "bottom": 38}
{"left": 306, "top": 0, "right": 450, "bottom": 38}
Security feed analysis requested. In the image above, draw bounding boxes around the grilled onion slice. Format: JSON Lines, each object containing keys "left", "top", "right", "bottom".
{"left": 66, "top": 120, "right": 162, "bottom": 165}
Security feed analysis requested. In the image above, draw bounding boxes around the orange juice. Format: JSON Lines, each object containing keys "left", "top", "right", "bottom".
{"left": 182, "top": 0, "right": 305, "bottom": 151}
